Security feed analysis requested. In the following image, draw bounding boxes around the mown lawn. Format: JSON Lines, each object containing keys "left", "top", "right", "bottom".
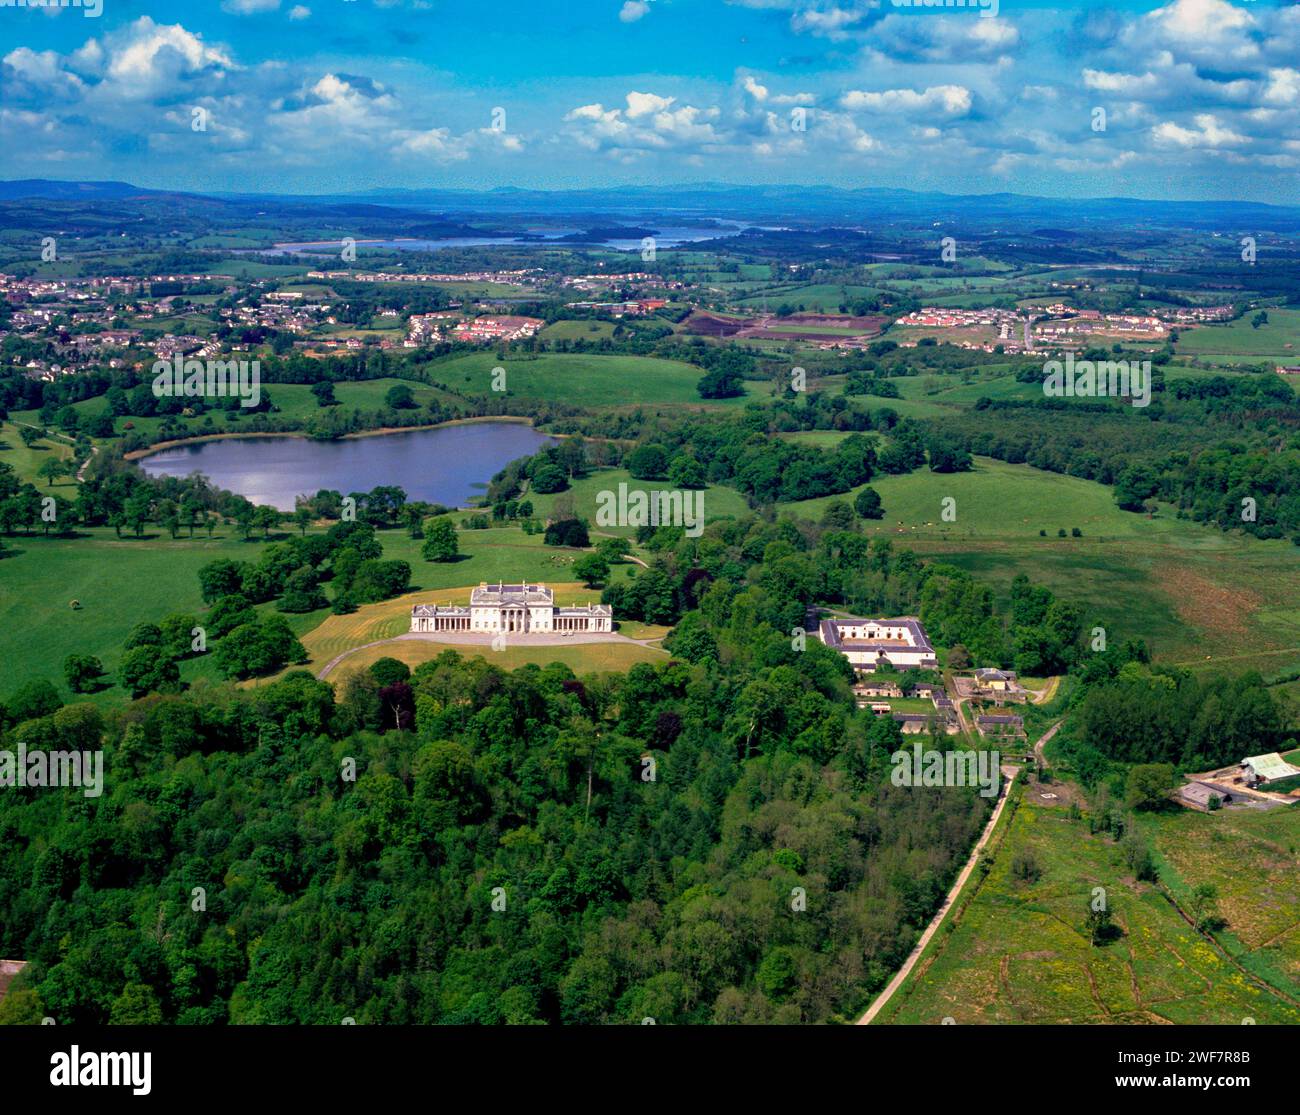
{"left": 250, "top": 577, "right": 662, "bottom": 687}
{"left": 0, "top": 523, "right": 607, "bottom": 702}
{"left": 0, "top": 525, "right": 275, "bottom": 702}
{"left": 314, "top": 639, "right": 664, "bottom": 687}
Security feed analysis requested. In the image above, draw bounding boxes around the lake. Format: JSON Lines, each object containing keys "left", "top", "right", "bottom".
{"left": 263, "top": 221, "right": 746, "bottom": 255}
{"left": 138, "top": 422, "right": 556, "bottom": 511}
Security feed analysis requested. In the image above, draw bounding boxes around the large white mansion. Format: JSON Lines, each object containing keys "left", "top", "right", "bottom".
{"left": 817, "top": 615, "right": 937, "bottom": 672}
{"left": 410, "top": 582, "right": 613, "bottom": 635}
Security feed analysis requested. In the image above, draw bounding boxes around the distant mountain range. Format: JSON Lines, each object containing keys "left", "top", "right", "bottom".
{"left": 3, "top": 178, "right": 1299, "bottom": 230}
{"left": 0, "top": 180, "right": 169, "bottom": 201}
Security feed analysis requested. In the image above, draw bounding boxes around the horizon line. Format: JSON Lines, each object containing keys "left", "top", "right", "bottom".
{"left": 1, "top": 177, "right": 1295, "bottom": 211}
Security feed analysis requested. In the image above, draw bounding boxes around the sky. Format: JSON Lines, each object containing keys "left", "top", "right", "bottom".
{"left": 2, "top": 0, "right": 1298, "bottom": 202}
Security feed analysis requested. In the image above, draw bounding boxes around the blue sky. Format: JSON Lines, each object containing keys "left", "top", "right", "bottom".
{"left": 2, "top": 0, "right": 1298, "bottom": 202}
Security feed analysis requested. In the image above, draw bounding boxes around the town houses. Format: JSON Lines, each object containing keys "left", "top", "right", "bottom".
{"left": 308, "top": 268, "right": 543, "bottom": 286}
{"left": 450, "top": 315, "right": 543, "bottom": 343}
{"left": 895, "top": 307, "right": 1020, "bottom": 330}
{"left": 564, "top": 298, "right": 667, "bottom": 317}
{"left": 406, "top": 312, "right": 458, "bottom": 345}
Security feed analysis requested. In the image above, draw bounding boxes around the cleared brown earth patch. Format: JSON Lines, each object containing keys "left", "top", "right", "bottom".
{"left": 1151, "top": 561, "right": 1262, "bottom": 653}
{"left": 682, "top": 310, "right": 745, "bottom": 337}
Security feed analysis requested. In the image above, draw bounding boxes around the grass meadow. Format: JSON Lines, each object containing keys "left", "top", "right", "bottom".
{"left": 783, "top": 457, "right": 1300, "bottom": 676}
{"left": 0, "top": 422, "right": 75, "bottom": 486}
{"left": 878, "top": 792, "right": 1300, "bottom": 1025}
{"left": 0, "top": 522, "right": 616, "bottom": 702}
{"left": 524, "top": 468, "right": 751, "bottom": 536}
{"left": 432, "top": 351, "right": 749, "bottom": 407}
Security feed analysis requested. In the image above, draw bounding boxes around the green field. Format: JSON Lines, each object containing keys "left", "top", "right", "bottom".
{"left": 0, "top": 526, "right": 278, "bottom": 702}
{"left": 786, "top": 456, "right": 1153, "bottom": 537}
{"left": 367, "top": 525, "right": 605, "bottom": 589}
{"left": 0, "top": 523, "right": 607, "bottom": 700}
{"left": 433, "top": 352, "right": 750, "bottom": 407}
{"left": 539, "top": 319, "right": 618, "bottom": 341}
{"left": 878, "top": 792, "right": 1300, "bottom": 1024}
{"left": 776, "top": 430, "right": 860, "bottom": 448}
{"left": 1175, "top": 309, "right": 1300, "bottom": 358}
{"left": 0, "top": 422, "right": 75, "bottom": 486}
{"left": 783, "top": 457, "right": 1300, "bottom": 675}
{"left": 840, "top": 392, "right": 958, "bottom": 419}
{"left": 1139, "top": 807, "right": 1300, "bottom": 993}
{"left": 733, "top": 283, "right": 886, "bottom": 311}
{"left": 916, "top": 374, "right": 1044, "bottom": 406}
{"left": 522, "top": 468, "right": 751, "bottom": 535}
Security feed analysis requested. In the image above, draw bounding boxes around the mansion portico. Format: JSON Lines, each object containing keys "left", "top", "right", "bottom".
{"left": 410, "top": 582, "right": 613, "bottom": 635}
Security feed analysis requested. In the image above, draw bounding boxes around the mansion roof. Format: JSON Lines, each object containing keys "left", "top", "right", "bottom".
{"left": 410, "top": 583, "right": 611, "bottom": 619}
{"left": 471, "top": 582, "right": 553, "bottom": 606}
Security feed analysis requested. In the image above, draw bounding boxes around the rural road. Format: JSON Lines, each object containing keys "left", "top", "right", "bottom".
{"left": 1030, "top": 675, "right": 1060, "bottom": 704}
{"left": 857, "top": 714, "right": 1062, "bottom": 1025}
{"left": 75, "top": 444, "right": 99, "bottom": 482}
{"left": 856, "top": 761, "right": 1021, "bottom": 1026}
{"left": 1034, "top": 718, "right": 1064, "bottom": 769}
{"left": 315, "top": 629, "right": 666, "bottom": 680}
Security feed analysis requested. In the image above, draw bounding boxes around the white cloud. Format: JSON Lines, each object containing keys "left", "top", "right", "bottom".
{"left": 2, "top": 48, "right": 87, "bottom": 101}
{"left": 625, "top": 91, "right": 675, "bottom": 119}
{"left": 864, "top": 14, "right": 1018, "bottom": 63}
{"left": 1262, "top": 68, "right": 1300, "bottom": 106}
{"left": 791, "top": 6, "right": 867, "bottom": 40}
{"left": 564, "top": 92, "right": 725, "bottom": 155}
{"left": 841, "top": 85, "right": 972, "bottom": 117}
{"left": 1125, "top": 0, "right": 1261, "bottom": 66}
{"left": 1151, "top": 113, "right": 1248, "bottom": 148}
{"left": 105, "top": 18, "right": 235, "bottom": 88}
{"left": 1083, "top": 70, "right": 1163, "bottom": 98}
{"left": 222, "top": 0, "right": 281, "bottom": 14}
{"left": 1148, "top": 0, "right": 1252, "bottom": 44}
{"left": 619, "top": 1, "right": 650, "bottom": 23}
{"left": 739, "top": 74, "right": 813, "bottom": 106}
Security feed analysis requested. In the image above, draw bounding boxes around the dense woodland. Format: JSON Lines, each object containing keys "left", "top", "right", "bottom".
{"left": 7, "top": 479, "right": 1280, "bottom": 1024}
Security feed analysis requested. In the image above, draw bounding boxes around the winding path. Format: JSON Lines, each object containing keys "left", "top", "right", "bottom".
{"left": 857, "top": 761, "right": 1021, "bottom": 1025}
{"left": 858, "top": 716, "right": 1064, "bottom": 1025}
{"left": 1034, "top": 718, "right": 1064, "bottom": 769}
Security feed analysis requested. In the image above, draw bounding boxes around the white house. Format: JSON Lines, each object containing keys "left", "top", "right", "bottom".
{"left": 411, "top": 582, "right": 612, "bottom": 635}
{"left": 817, "top": 616, "right": 936, "bottom": 672}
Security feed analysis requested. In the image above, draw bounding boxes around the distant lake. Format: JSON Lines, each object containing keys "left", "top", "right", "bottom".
{"left": 262, "top": 221, "right": 746, "bottom": 255}
{"left": 138, "top": 422, "right": 556, "bottom": 511}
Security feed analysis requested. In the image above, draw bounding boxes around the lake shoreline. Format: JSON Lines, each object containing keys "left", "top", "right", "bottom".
{"left": 124, "top": 414, "right": 539, "bottom": 462}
